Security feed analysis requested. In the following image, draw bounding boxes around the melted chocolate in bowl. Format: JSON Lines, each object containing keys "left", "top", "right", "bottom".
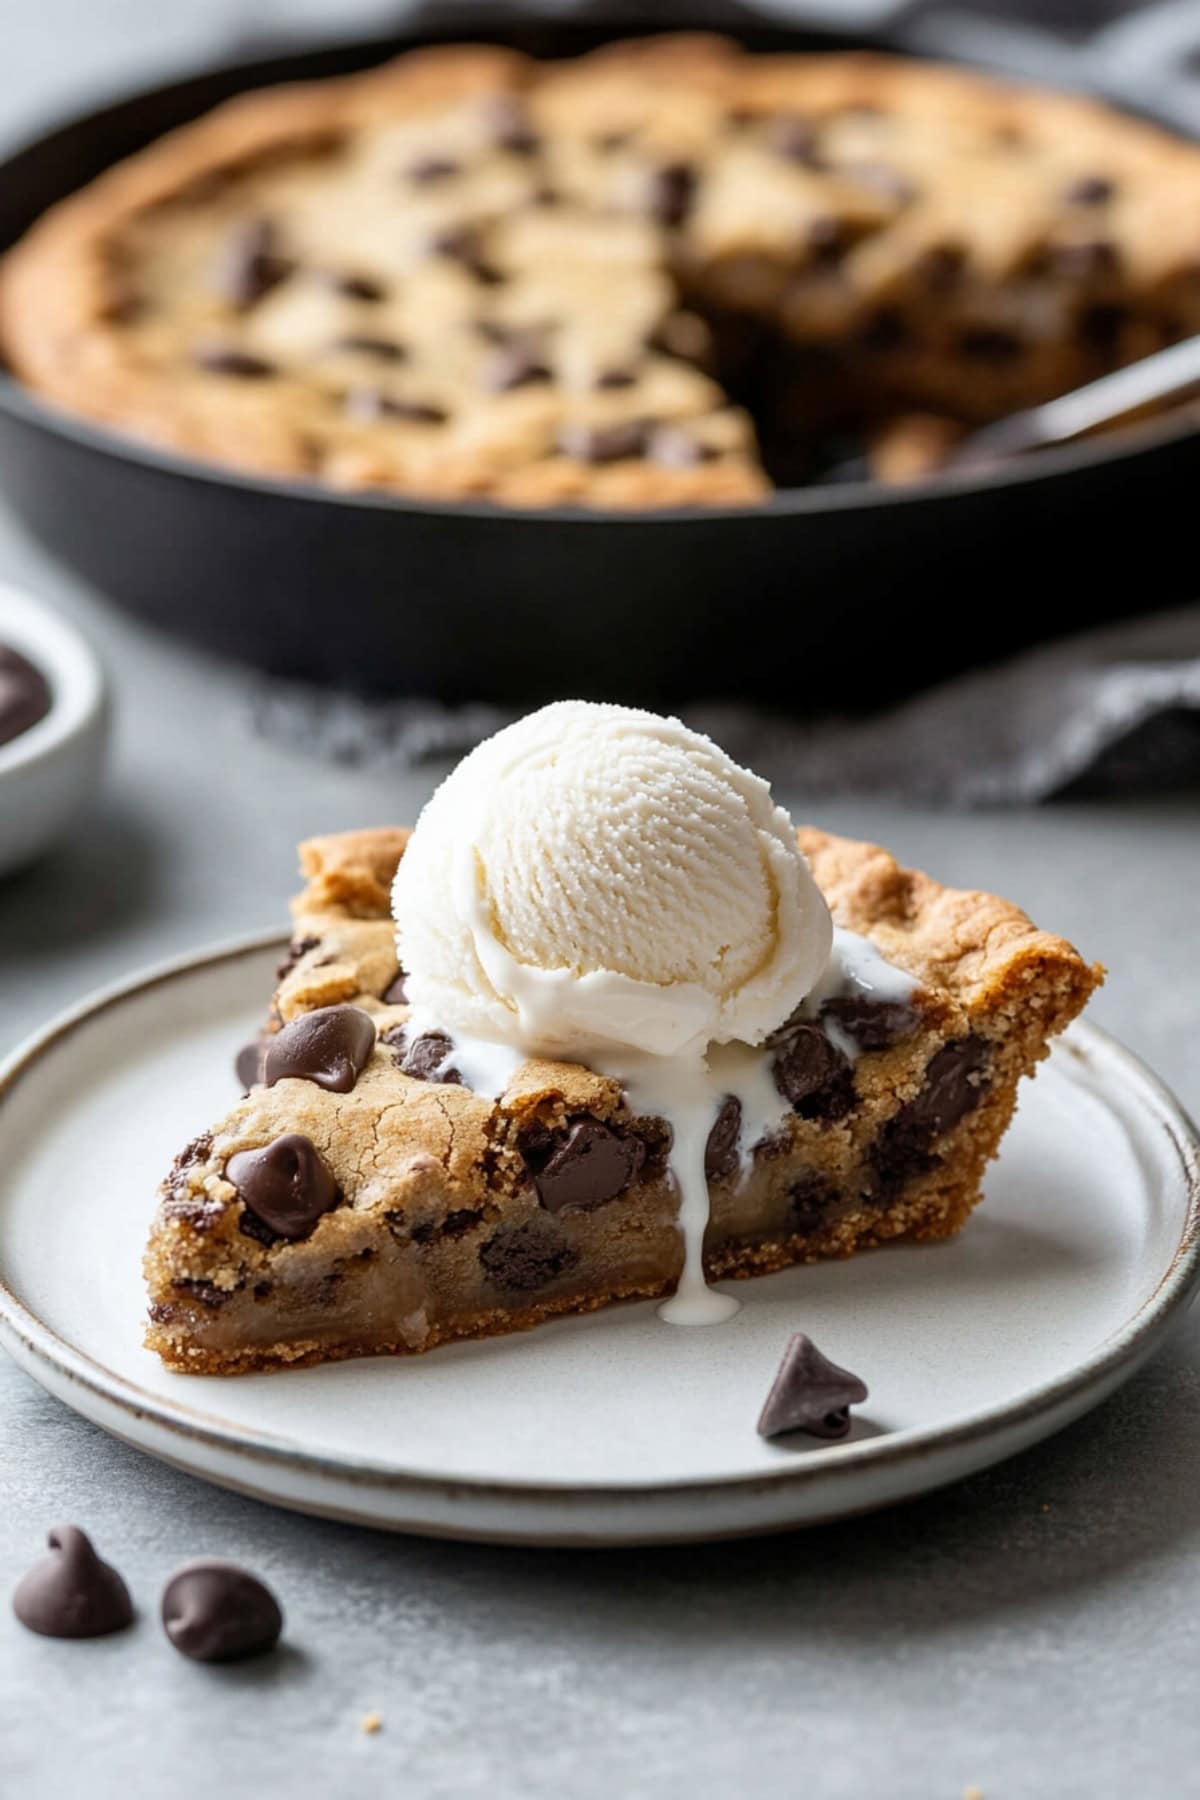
{"left": 0, "top": 643, "right": 52, "bottom": 747}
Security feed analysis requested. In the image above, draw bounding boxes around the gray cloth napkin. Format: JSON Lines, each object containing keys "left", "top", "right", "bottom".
{"left": 250, "top": 604, "right": 1200, "bottom": 804}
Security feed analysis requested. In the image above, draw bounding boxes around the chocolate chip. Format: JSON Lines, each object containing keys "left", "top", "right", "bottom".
{"left": 595, "top": 367, "right": 638, "bottom": 390}
{"left": 175, "top": 1278, "right": 230, "bottom": 1311}
{"left": 773, "top": 1025, "right": 855, "bottom": 1123}
{"left": 959, "top": 327, "right": 1023, "bottom": 363}
{"left": 1053, "top": 240, "right": 1118, "bottom": 280}
{"left": 1065, "top": 174, "right": 1115, "bottom": 206}
{"left": 648, "top": 425, "right": 716, "bottom": 470}
{"left": 483, "top": 345, "right": 553, "bottom": 392}
{"left": 407, "top": 155, "right": 460, "bottom": 183}
{"left": 227, "top": 1134, "right": 339, "bottom": 1242}
{"left": 0, "top": 643, "right": 51, "bottom": 747}
{"left": 523, "top": 1118, "right": 644, "bottom": 1214}
{"left": 821, "top": 995, "right": 918, "bottom": 1051}
{"left": 382, "top": 970, "right": 408, "bottom": 1005}
{"left": 768, "top": 115, "right": 821, "bottom": 165}
{"left": 807, "top": 215, "right": 848, "bottom": 265}
{"left": 532, "top": 185, "right": 561, "bottom": 207}
{"left": 479, "top": 1219, "right": 578, "bottom": 1292}
{"left": 872, "top": 1036, "right": 989, "bottom": 1187}
{"left": 12, "top": 1527, "right": 133, "bottom": 1639}
{"left": 921, "top": 244, "right": 965, "bottom": 292}
{"left": 161, "top": 1561, "right": 282, "bottom": 1663}
{"left": 484, "top": 95, "right": 540, "bottom": 156}
{"left": 788, "top": 1171, "right": 837, "bottom": 1233}
{"left": 756, "top": 1333, "right": 868, "bottom": 1440}
{"left": 1080, "top": 302, "right": 1127, "bottom": 350}
{"left": 321, "top": 270, "right": 386, "bottom": 302}
{"left": 216, "top": 217, "right": 292, "bottom": 310}
{"left": 558, "top": 420, "right": 648, "bottom": 463}
{"left": 648, "top": 161, "right": 697, "bottom": 228}
{"left": 234, "top": 1038, "right": 268, "bottom": 1089}
{"left": 387, "top": 1028, "right": 462, "bottom": 1085}
{"left": 429, "top": 226, "right": 504, "bottom": 285}
{"left": 192, "top": 345, "right": 276, "bottom": 378}
{"left": 648, "top": 311, "right": 714, "bottom": 368}
{"left": 333, "top": 334, "right": 407, "bottom": 362}
{"left": 345, "top": 388, "right": 448, "bottom": 425}
{"left": 704, "top": 1097, "right": 742, "bottom": 1182}
{"left": 276, "top": 935, "right": 320, "bottom": 981}
{"left": 594, "top": 130, "right": 633, "bottom": 154}
{"left": 263, "top": 1004, "right": 376, "bottom": 1094}
{"left": 859, "top": 309, "right": 909, "bottom": 352}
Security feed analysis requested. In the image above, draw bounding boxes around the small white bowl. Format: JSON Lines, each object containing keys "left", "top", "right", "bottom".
{"left": 0, "top": 584, "right": 109, "bottom": 877}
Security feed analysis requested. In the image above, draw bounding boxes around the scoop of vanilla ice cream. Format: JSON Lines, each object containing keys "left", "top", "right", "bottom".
{"left": 392, "top": 701, "right": 832, "bottom": 1059}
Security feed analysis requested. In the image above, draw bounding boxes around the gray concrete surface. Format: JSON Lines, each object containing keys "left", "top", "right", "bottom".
{"left": 2, "top": 6, "right": 1200, "bottom": 1797}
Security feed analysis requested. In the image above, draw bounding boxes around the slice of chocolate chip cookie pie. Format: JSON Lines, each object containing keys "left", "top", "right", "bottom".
{"left": 146, "top": 824, "right": 1100, "bottom": 1373}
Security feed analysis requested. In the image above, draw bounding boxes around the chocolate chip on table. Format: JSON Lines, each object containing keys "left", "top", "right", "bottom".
{"left": 756, "top": 1332, "right": 869, "bottom": 1441}
{"left": 773, "top": 1025, "right": 856, "bottom": 1123}
{"left": 523, "top": 1118, "right": 645, "bottom": 1214}
{"left": 12, "top": 1527, "right": 133, "bottom": 1639}
{"left": 558, "top": 420, "right": 649, "bottom": 464}
{"left": 483, "top": 345, "right": 553, "bottom": 392}
{"left": 385, "top": 1028, "right": 463, "bottom": 1085}
{"left": 216, "top": 217, "right": 292, "bottom": 310}
{"left": 345, "top": 389, "right": 448, "bottom": 426}
{"left": 821, "top": 994, "right": 918, "bottom": 1051}
{"left": 0, "top": 643, "right": 52, "bottom": 747}
{"left": 227, "top": 1134, "right": 340, "bottom": 1242}
{"left": 332, "top": 334, "right": 407, "bottom": 362}
{"left": 234, "top": 1038, "right": 269, "bottom": 1090}
{"left": 406, "top": 155, "right": 460, "bottom": 183}
{"left": 192, "top": 344, "right": 276, "bottom": 378}
{"left": 767, "top": 115, "right": 821, "bottom": 165}
{"left": 381, "top": 970, "right": 408, "bottom": 1005}
{"left": 161, "top": 1561, "right": 282, "bottom": 1663}
{"left": 704, "top": 1097, "right": 742, "bottom": 1182}
{"left": 264, "top": 1004, "right": 376, "bottom": 1094}
{"left": 647, "top": 161, "right": 697, "bottom": 228}
{"left": 479, "top": 1219, "right": 579, "bottom": 1292}
{"left": 1065, "top": 174, "right": 1116, "bottom": 206}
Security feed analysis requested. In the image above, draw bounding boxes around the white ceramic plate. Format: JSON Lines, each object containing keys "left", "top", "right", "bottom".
{"left": 1, "top": 935, "right": 1197, "bottom": 1545}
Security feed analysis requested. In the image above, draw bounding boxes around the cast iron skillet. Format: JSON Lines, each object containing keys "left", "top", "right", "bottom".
{"left": 0, "top": 8, "right": 1195, "bottom": 706}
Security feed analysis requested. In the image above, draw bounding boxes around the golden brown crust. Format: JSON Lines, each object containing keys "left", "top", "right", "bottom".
{"left": 7, "top": 35, "right": 1200, "bottom": 508}
{"left": 144, "top": 820, "right": 1100, "bottom": 1373}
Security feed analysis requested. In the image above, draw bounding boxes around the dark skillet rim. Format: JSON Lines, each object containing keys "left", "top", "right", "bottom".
{"left": 0, "top": 23, "right": 1198, "bottom": 530}
{"left": 0, "top": 930, "right": 1198, "bottom": 1508}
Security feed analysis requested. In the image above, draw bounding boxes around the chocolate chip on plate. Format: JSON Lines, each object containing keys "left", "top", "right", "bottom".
{"left": 773, "top": 1024, "right": 855, "bottom": 1122}
{"left": 161, "top": 1560, "right": 282, "bottom": 1663}
{"left": 704, "top": 1096, "right": 742, "bottom": 1182}
{"left": 820, "top": 994, "right": 918, "bottom": 1051}
{"left": 263, "top": 1004, "right": 376, "bottom": 1094}
{"left": 12, "top": 1526, "right": 133, "bottom": 1639}
{"left": 647, "top": 161, "right": 697, "bottom": 228}
{"left": 227, "top": 1134, "right": 339, "bottom": 1241}
{"left": 757, "top": 1332, "right": 869, "bottom": 1440}
{"left": 525, "top": 1118, "right": 644, "bottom": 1214}
{"left": 216, "top": 217, "right": 292, "bottom": 310}
{"left": 0, "top": 643, "right": 52, "bottom": 747}
{"left": 192, "top": 345, "right": 276, "bottom": 379}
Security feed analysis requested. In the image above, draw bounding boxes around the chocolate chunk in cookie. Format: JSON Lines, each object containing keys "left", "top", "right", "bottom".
{"left": 821, "top": 994, "right": 918, "bottom": 1050}
{"left": 192, "top": 344, "right": 276, "bottom": 378}
{"left": 479, "top": 1219, "right": 579, "bottom": 1292}
{"left": 647, "top": 160, "right": 697, "bottom": 227}
{"left": 522, "top": 1118, "right": 644, "bottom": 1214}
{"left": 773, "top": 1025, "right": 855, "bottom": 1122}
{"left": 558, "top": 420, "right": 648, "bottom": 464}
{"left": 216, "top": 217, "right": 292, "bottom": 310}
{"left": 704, "top": 1096, "right": 742, "bottom": 1182}
{"left": 264, "top": 1004, "right": 376, "bottom": 1093}
{"left": 228, "top": 1134, "right": 339, "bottom": 1241}
{"left": 384, "top": 1028, "right": 463, "bottom": 1085}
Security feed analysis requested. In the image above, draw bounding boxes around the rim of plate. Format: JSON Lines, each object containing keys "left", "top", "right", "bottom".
{"left": 1, "top": 930, "right": 1198, "bottom": 1504}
